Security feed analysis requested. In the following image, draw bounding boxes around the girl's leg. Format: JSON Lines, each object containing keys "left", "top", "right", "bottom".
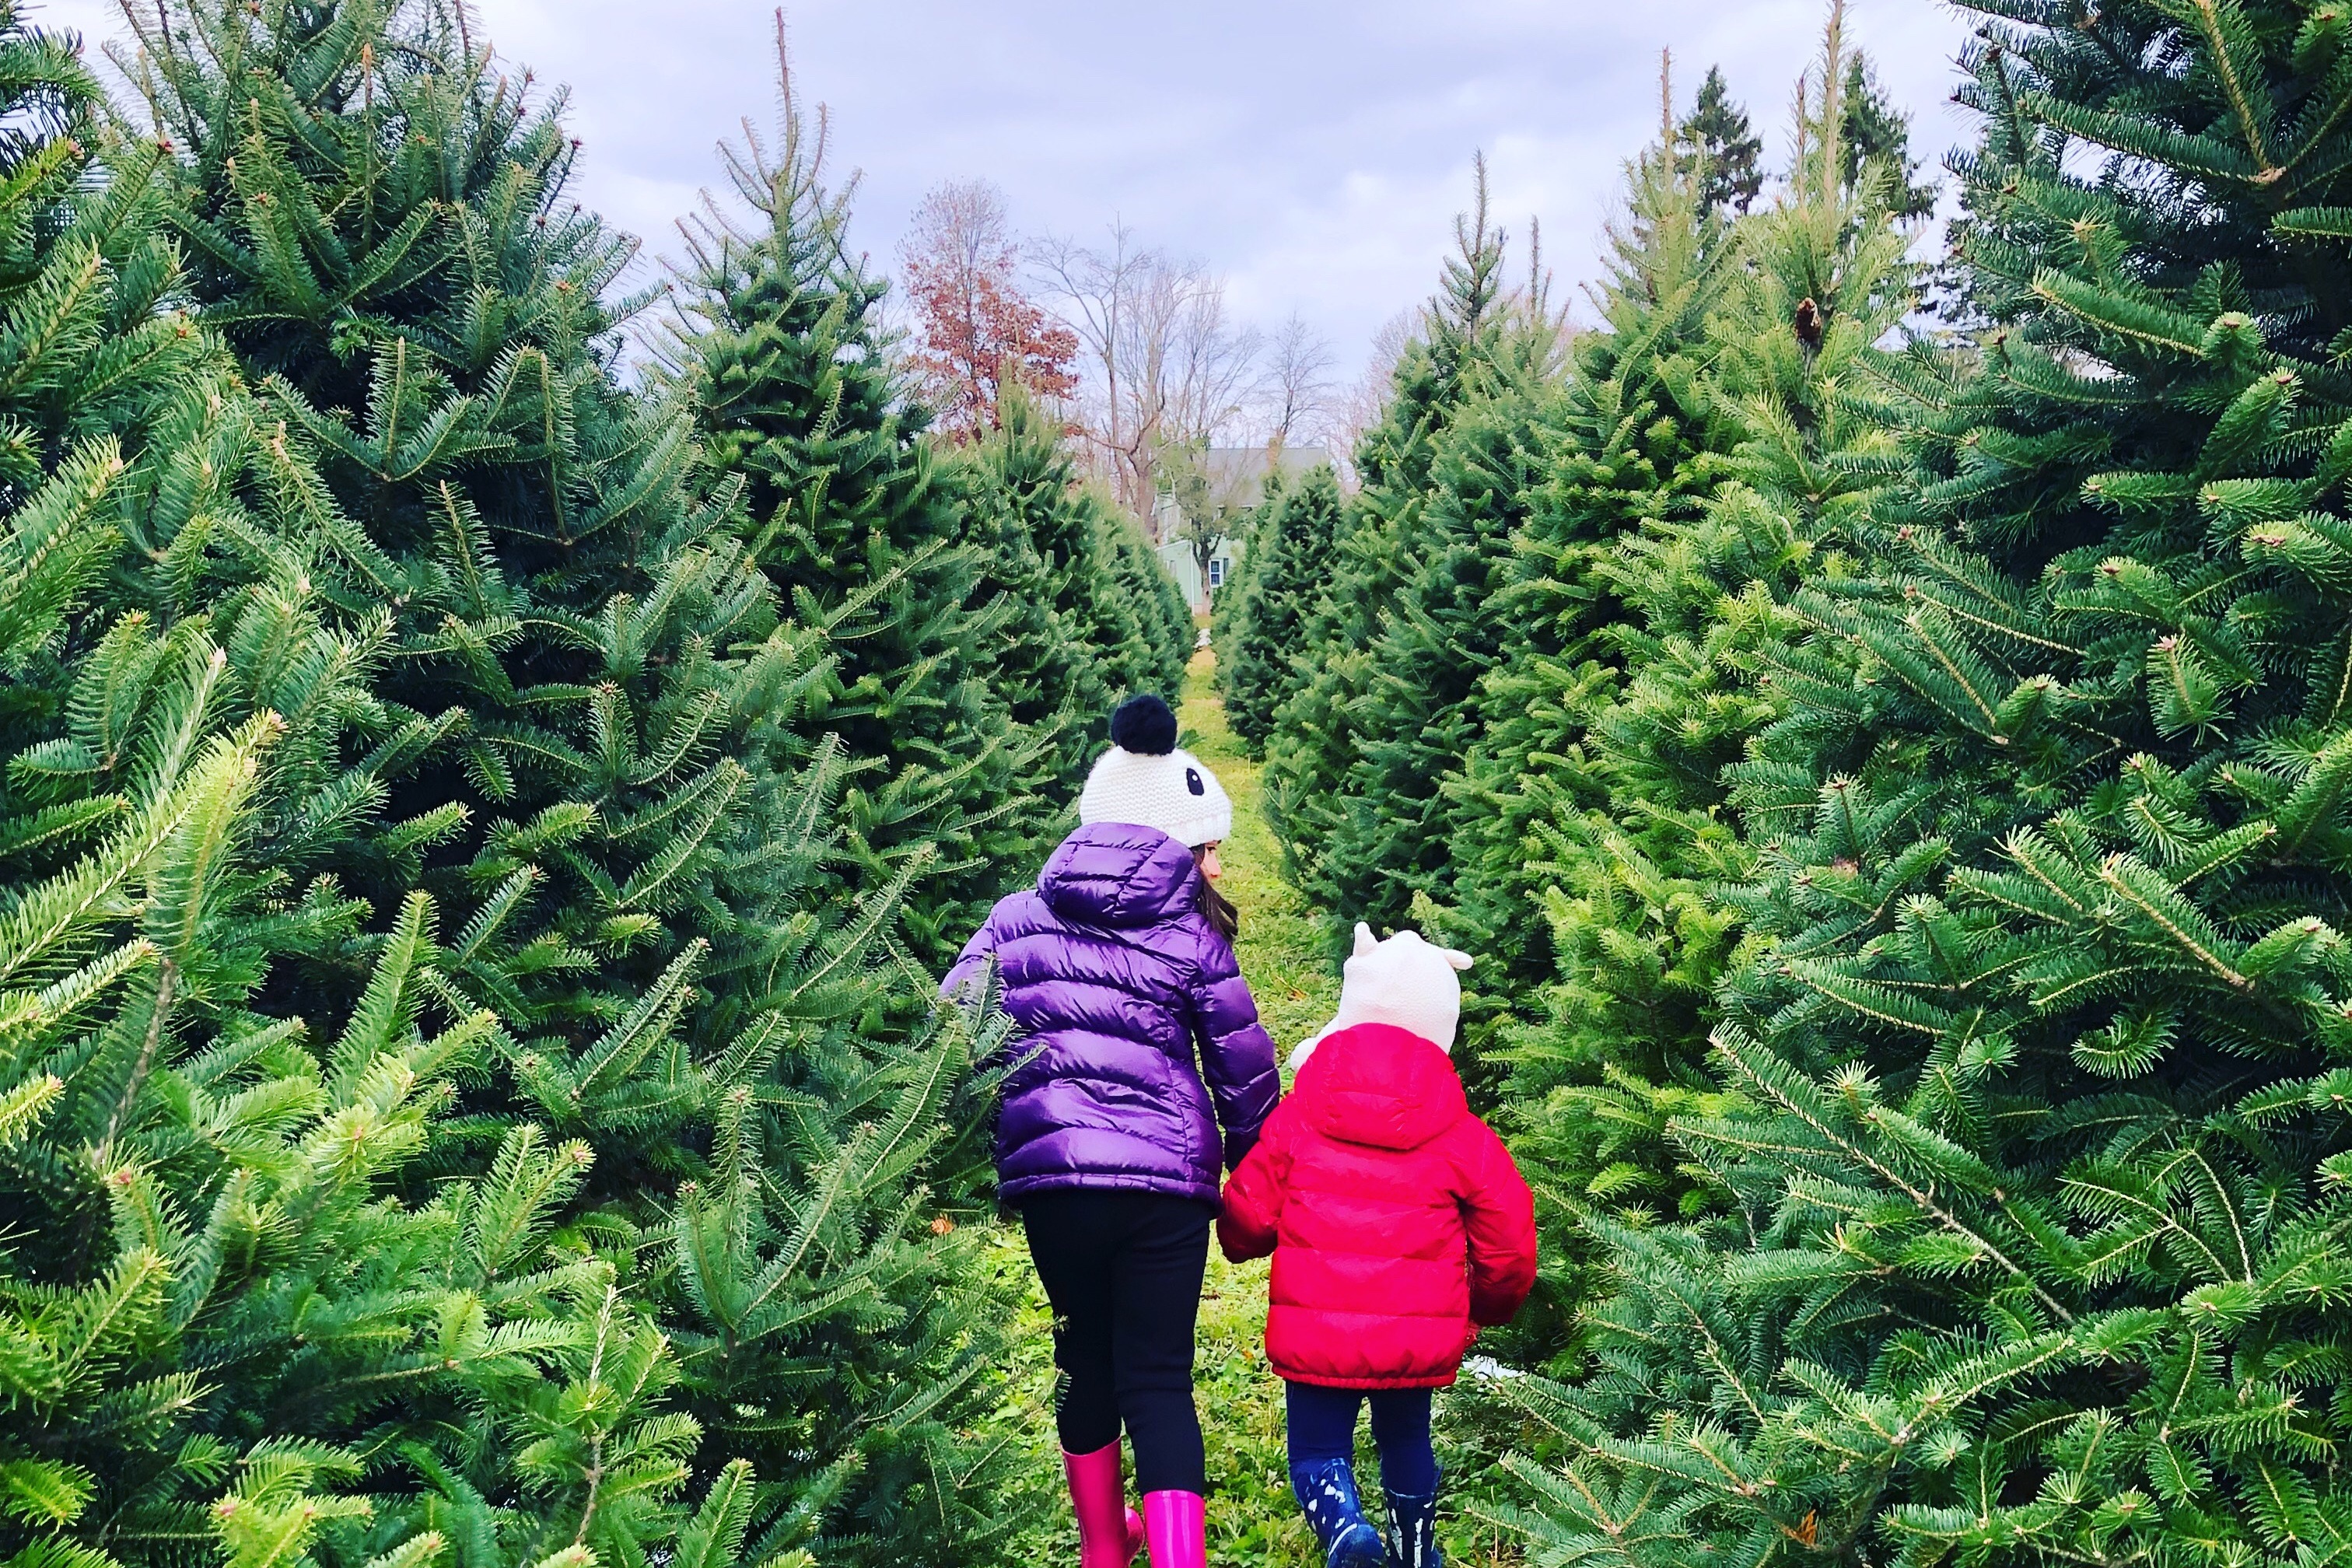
{"left": 1022, "top": 1193, "right": 1122, "bottom": 1456}
{"left": 1098, "top": 1195, "right": 1212, "bottom": 1568}
{"left": 1367, "top": 1389, "right": 1443, "bottom": 1568}
{"left": 1104, "top": 1195, "right": 1211, "bottom": 1496}
{"left": 1026, "top": 1195, "right": 1146, "bottom": 1567}
{"left": 1284, "top": 1382, "right": 1385, "bottom": 1567}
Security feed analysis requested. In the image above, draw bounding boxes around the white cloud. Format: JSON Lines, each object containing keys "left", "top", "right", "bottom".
{"left": 33, "top": 0, "right": 1980, "bottom": 378}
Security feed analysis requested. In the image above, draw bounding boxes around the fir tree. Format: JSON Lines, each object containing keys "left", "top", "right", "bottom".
{"left": 1214, "top": 463, "right": 1342, "bottom": 755}
{"left": 952, "top": 390, "right": 1109, "bottom": 795}
{"left": 1450, "top": 28, "right": 1916, "bottom": 1359}
{"left": 1313, "top": 320, "right": 1565, "bottom": 944}
{"left": 1203, "top": 465, "right": 1267, "bottom": 667}
{"left": 1678, "top": 64, "right": 1766, "bottom": 219}
{"left": 1262, "top": 166, "right": 1510, "bottom": 928}
{"left": 948, "top": 387, "right": 1190, "bottom": 793}
{"left": 1440, "top": 61, "right": 1734, "bottom": 999}
{"left": 0, "top": 6, "right": 252, "bottom": 657}
{"left": 0, "top": 611, "right": 971, "bottom": 1563}
{"left": 0, "top": 42, "right": 779, "bottom": 1543}
{"left": 1840, "top": 52, "right": 1939, "bottom": 222}
{"left": 1092, "top": 489, "right": 1193, "bottom": 698}
{"left": 661, "top": 35, "right": 1045, "bottom": 959}
{"left": 1493, "top": 2, "right": 2352, "bottom": 1563}
{"left": 1427, "top": 86, "right": 1738, "bottom": 1350}
{"left": 85, "top": 4, "right": 1027, "bottom": 1560}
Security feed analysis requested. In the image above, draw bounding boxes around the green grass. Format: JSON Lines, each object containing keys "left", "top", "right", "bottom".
{"left": 973, "top": 650, "right": 1524, "bottom": 1566}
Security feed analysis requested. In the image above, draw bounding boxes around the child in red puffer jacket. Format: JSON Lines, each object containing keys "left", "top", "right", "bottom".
{"left": 1219, "top": 924, "right": 1536, "bottom": 1568}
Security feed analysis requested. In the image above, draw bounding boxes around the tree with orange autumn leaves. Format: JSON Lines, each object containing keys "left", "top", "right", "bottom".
{"left": 901, "top": 179, "right": 1077, "bottom": 439}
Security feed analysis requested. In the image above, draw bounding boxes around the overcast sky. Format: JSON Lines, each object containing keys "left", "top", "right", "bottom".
{"left": 37, "top": 0, "right": 1980, "bottom": 380}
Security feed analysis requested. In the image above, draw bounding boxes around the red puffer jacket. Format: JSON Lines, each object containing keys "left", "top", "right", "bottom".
{"left": 1217, "top": 1022, "right": 1536, "bottom": 1389}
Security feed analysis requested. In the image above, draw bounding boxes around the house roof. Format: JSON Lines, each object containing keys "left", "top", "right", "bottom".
{"left": 1205, "top": 443, "right": 1326, "bottom": 486}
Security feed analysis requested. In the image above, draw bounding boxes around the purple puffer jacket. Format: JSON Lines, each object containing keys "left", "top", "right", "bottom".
{"left": 945, "top": 822, "right": 1280, "bottom": 1207}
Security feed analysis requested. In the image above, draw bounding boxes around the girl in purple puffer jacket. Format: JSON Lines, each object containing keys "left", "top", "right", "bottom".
{"left": 945, "top": 695, "right": 1279, "bottom": 1568}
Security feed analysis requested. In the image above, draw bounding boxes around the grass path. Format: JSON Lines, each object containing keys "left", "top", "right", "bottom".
{"left": 978, "top": 650, "right": 1519, "bottom": 1566}
{"left": 1179, "top": 648, "right": 1349, "bottom": 1565}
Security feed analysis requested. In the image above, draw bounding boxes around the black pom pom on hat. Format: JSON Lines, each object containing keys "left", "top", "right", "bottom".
{"left": 1109, "top": 693, "right": 1178, "bottom": 756}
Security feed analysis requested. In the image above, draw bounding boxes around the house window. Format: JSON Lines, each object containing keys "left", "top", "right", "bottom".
{"left": 1208, "top": 558, "right": 1226, "bottom": 589}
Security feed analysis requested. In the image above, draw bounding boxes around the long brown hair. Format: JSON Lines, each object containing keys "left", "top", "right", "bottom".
{"left": 1194, "top": 844, "right": 1240, "bottom": 945}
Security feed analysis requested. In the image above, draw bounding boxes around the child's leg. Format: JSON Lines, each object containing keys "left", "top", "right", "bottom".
{"left": 1021, "top": 1193, "right": 1122, "bottom": 1457}
{"left": 1366, "top": 1388, "right": 1438, "bottom": 1494}
{"left": 1367, "top": 1389, "right": 1443, "bottom": 1566}
{"left": 1104, "top": 1195, "right": 1211, "bottom": 1499}
{"left": 1283, "top": 1381, "right": 1362, "bottom": 1467}
{"left": 1284, "top": 1383, "right": 1385, "bottom": 1565}
{"left": 1026, "top": 1194, "right": 1146, "bottom": 1566}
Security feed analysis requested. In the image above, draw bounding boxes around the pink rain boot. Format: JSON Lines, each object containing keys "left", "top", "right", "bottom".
{"left": 1143, "top": 1489, "right": 1206, "bottom": 1568}
{"left": 1062, "top": 1444, "right": 1145, "bottom": 1567}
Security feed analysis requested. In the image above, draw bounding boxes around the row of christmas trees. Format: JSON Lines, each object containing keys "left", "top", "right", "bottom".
{"left": 0, "top": 4, "right": 1189, "bottom": 1568}
{"left": 1219, "top": 0, "right": 2352, "bottom": 1559}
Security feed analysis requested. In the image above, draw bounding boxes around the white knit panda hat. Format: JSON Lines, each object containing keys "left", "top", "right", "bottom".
{"left": 1078, "top": 695, "right": 1234, "bottom": 849}
{"left": 1287, "top": 922, "right": 1475, "bottom": 1072}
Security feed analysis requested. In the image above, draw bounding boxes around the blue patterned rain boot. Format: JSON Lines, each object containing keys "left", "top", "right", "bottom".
{"left": 1383, "top": 1476, "right": 1443, "bottom": 1568}
{"left": 1289, "top": 1458, "right": 1387, "bottom": 1567}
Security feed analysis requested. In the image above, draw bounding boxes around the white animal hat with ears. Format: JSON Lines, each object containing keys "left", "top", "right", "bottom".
{"left": 1078, "top": 693, "right": 1233, "bottom": 849}
{"left": 1286, "top": 922, "right": 1475, "bottom": 1073}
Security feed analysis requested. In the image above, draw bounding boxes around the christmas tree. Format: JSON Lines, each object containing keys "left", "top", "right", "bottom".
{"left": 0, "top": 11, "right": 792, "bottom": 1564}
{"left": 1214, "top": 462, "right": 1342, "bottom": 755}
{"left": 1313, "top": 317, "right": 1565, "bottom": 944}
{"left": 1205, "top": 464, "right": 1280, "bottom": 667}
{"left": 1427, "top": 78, "right": 1738, "bottom": 1349}
{"left": 57, "top": 2, "right": 1031, "bottom": 1561}
{"left": 951, "top": 390, "right": 1111, "bottom": 795}
{"left": 1493, "top": 2, "right": 2352, "bottom": 1562}
{"left": 660, "top": 33, "right": 1047, "bottom": 958}
{"left": 1449, "top": 31, "right": 1916, "bottom": 1360}
{"left": 1678, "top": 64, "right": 1765, "bottom": 219}
{"left": 1440, "top": 61, "right": 1733, "bottom": 998}
{"left": 1090, "top": 485, "right": 1194, "bottom": 699}
{"left": 952, "top": 387, "right": 1193, "bottom": 795}
{"left": 1839, "top": 52, "right": 1939, "bottom": 222}
{"left": 1262, "top": 166, "right": 1511, "bottom": 929}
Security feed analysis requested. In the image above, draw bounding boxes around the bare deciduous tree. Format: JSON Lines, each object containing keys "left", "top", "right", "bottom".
{"left": 1328, "top": 309, "right": 1419, "bottom": 484}
{"left": 1130, "top": 266, "right": 1259, "bottom": 452}
{"left": 1035, "top": 227, "right": 1262, "bottom": 523}
{"left": 1033, "top": 222, "right": 1155, "bottom": 507}
{"left": 1256, "top": 312, "right": 1336, "bottom": 449}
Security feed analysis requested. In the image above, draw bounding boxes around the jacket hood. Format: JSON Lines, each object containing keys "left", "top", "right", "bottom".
{"left": 1037, "top": 821, "right": 1201, "bottom": 929}
{"left": 1292, "top": 1022, "right": 1468, "bottom": 1153}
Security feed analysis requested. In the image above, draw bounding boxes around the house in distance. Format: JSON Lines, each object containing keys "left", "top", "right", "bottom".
{"left": 1153, "top": 443, "right": 1327, "bottom": 612}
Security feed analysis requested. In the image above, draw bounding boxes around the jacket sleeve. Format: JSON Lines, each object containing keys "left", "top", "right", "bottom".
{"left": 1458, "top": 1117, "right": 1538, "bottom": 1329}
{"left": 1216, "top": 1098, "right": 1295, "bottom": 1262}
{"left": 1185, "top": 933, "right": 1280, "bottom": 1168}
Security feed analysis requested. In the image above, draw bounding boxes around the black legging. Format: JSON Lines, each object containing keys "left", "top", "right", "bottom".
{"left": 1022, "top": 1189, "right": 1212, "bottom": 1496}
